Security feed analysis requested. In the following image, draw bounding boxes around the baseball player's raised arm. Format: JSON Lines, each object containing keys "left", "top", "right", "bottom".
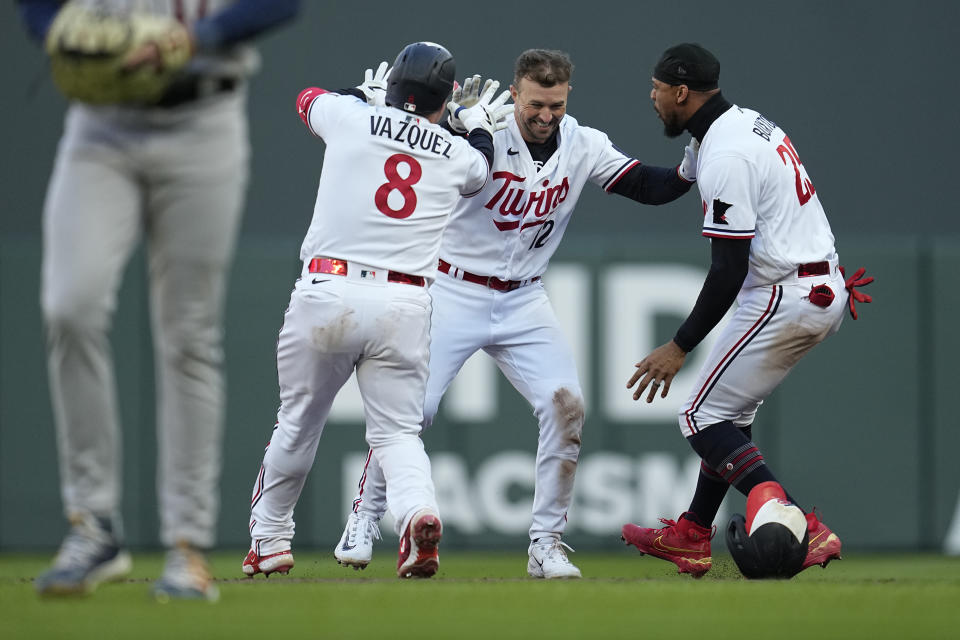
{"left": 193, "top": 0, "right": 300, "bottom": 50}
{"left": 296, "top": 87, "right": 332, "bottom": 135}
{"left": 17, "top": 0, "right": 61, "bottom": 42}
{"left": 673, "top": 238, "right": 751, "bottom": 352}
{"left": 607, "top": 163, "right": 694, "bottom": 204}
{"left": 457, "top": 130, "right": 494, "bottom": 196}
{"left": 465, "top": 130, "right": 494, "bottom": 168}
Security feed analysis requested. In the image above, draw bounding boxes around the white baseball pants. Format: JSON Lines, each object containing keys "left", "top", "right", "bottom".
{"left": 248, "top": 266, "right": 439, "bottom": 554}
{"left": 349, "top": 273, "right": 584, "bottom": 542}
{"left": 679, "top": 265, "right": 847, "bottom": 435}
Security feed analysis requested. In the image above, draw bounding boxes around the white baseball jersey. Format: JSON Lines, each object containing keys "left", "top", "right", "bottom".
{"left": 300, "top": 92, "right": 489, "bottom": 278}
{"left": 439, "top": 114, "right": 638, "bottom": 280}
{"left": 343, "top": 111, "right": 643, "bottom": 546}
{"left": 679, "top": 104, "right": 847, "bottom": 435}
{"left": 696, "top": 106, "right": 837, "bottom": 287}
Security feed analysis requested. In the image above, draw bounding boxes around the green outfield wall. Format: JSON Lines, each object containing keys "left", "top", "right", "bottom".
{"left": 1, "top": 0, "right": 958, "bottom": 553}
{"left": 2, "top": 235, "right": 958, "bottom": 553}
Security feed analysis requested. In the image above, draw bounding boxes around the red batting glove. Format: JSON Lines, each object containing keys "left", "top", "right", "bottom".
{"left": 839, "top": 265, "right": 874, "bottom": 320}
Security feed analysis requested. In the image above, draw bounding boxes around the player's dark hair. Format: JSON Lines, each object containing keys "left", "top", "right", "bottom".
{"left": 514, "top": 49, "right": 573, "bottom": 87}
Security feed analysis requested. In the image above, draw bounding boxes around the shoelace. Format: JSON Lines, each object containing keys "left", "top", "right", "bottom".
{"left": 539, "top": 539, "right": 576, "bottom": 565}
{"left": 163, "top": 547, "right": 211, "bottom": 586}
{"left": 347, "top": 514, "right": 382, "bottom": 547}
{"left": 655, "top": 518, "right": 716, "bottom": 541}
{"left": 53, "top": 527, "right": 111, "bottom": 569}
{"left": 655, "top": 518, "right": 679, "bottom": 533}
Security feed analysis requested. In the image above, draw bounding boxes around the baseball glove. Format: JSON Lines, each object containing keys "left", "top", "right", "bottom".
{"left": 45, "top": 2, "right": 192, "bottom": 105}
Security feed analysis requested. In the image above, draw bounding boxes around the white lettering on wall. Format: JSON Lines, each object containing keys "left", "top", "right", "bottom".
{"left": 342, "top": 450, "right": 726, "bottom": 539}
{"left": 602, "top": 264, "right": 730, "bottom": 423}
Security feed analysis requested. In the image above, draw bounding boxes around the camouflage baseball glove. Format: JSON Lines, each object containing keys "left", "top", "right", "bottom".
{"left": 45, "top": 2, "right": 192, "bottom": 105}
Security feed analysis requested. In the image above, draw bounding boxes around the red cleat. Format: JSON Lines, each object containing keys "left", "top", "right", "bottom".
{"left": 622, "top": 512, "right": 714, "bottom": 578}
{"left": 802, "top": 511, "right": 842, "bottom": 570}
{"left": 397, "top": 509, "right": 442, "bottom": 579}
{"left": 242, "top": 549, "right": 294, "bottom": 577}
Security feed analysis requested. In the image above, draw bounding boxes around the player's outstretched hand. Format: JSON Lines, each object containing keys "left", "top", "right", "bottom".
{"left": 627, "top": 340, "right": 687, "bottom": 404}
{"left": 447, "top": 75, "right": 498, "bottom": 133}
{"left": 448, "top": 80, "right": 512, "bottom": 136}
{"left": 678, "top": 137, "right": 700, "bottom": 182}
{"left": 357, "top": 61, "right": 391, "bottom": 106}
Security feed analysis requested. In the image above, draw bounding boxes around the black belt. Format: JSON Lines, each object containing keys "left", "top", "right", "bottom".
{"left": 155, "top": 76, "right": 238, "bottom": 109}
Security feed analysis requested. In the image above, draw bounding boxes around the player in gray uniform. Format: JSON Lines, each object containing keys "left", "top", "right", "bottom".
{"left": 621, "top": 43, "right": 873, "bottom": 577}
{"left": 19, "top": 0, "right": 300, "bottom": 600}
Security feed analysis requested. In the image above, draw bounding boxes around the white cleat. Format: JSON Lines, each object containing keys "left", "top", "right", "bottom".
{"left": 527, "top": 538, "right": 582, "bottom": 579}
{"left": 334, "top": 512, "right": 381, "bottom": 570}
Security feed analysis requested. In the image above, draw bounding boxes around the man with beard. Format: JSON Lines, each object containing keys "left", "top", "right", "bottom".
{"left": 621, "top": 43, "right": 873, "bottom": 577}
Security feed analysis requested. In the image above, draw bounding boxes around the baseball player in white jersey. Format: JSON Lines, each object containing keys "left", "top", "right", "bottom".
{"left": 622, "top": 43, "right": 873, "bottom": 578}
{"left": 21, "top": 0, "right": 301, "bottom": 600}
{"left": 240, "top": 42, "right": 512, "bottom": 580}
{"left": 334, "top": 49, "right": 700, "bottom": 579}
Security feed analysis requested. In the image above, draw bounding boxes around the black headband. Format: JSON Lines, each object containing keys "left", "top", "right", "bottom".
{"left": 653, "top": 43, "right": 720, "bottom": 91}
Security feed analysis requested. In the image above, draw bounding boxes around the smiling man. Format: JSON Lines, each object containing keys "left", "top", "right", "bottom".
{"left": 329, "top": 49, "right": 702, "bottom": 579}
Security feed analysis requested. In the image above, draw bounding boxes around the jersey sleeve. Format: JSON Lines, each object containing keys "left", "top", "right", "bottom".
{"left": 302, "top": 91, "right": 363, "bottom": 141}
{"left": 698, "top": 155, "right": 758, "bottom": 239}
{"left": 584, "top": 130, "right": 640, "bottom": 192}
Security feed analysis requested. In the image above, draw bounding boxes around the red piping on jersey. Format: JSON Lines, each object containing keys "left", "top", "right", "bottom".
{"left": 682, "top": 286, "right": 780, "bottom": 435}
{"left": 703, "top": 230, "right": 756, "bottom": 239}
{"left": 251, "top": 464, "right": 265, "bottom": 508}
{"left": 604, "top": 160, "right": 641, "bottom": 192}
{"left": 352, "top": 449, "right": 374, "bottom": 513}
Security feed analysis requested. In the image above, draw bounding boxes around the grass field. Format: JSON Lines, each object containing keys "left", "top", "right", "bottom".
{"left": 3, "top": 550, "right": 959, "bottom": 639}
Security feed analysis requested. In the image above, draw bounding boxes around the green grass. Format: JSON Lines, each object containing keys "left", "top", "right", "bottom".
{"left": 3, "top": 551, "right": 959, "bottom": 639}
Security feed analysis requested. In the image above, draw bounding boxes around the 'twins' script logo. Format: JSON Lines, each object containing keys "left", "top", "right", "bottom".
{"left": 484, "top": 171, "right": 571, "bottom": 231}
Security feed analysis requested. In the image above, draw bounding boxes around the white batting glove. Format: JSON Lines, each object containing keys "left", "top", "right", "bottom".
{"left": 447, "top": 75, "right": 497, "bottom": 133}
{"left": 448, "top": 80, "right": 512, "bottom": 136}
{"left": 678, "top": 137, "right": 700, "bottom": 182}
{"left": 356, "top": 61, "right": 391, "bottom": 106}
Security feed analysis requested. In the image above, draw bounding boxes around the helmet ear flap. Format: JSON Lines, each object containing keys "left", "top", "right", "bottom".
{"left": 726, "top": 514, "right": 766, "bottom": 579}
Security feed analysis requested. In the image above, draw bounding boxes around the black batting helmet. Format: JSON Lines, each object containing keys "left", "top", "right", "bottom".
{"left": 725, "top": 482, "right": 809, "bottom": 579}
{"left": 385, "top": 42, "right": 455, "bottom": 116}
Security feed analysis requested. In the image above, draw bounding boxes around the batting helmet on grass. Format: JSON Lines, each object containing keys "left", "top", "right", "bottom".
{"left": 726, "top": 481, "right": 809, "bottom": 579}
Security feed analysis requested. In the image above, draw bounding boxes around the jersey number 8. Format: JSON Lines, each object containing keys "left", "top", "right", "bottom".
{"left": 375, "top": 153, "right": 422, "bottom": 219}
